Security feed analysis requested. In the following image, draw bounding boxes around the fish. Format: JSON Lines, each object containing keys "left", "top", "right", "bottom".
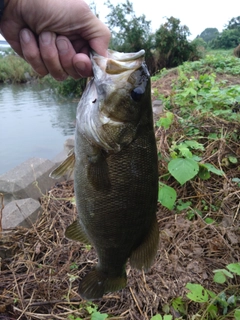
{"left": 50, "top": 49, "right": 159, "bottom": 300}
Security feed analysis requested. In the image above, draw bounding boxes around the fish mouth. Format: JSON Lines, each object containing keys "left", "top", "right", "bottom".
{"left": 107, "top": 49, "right": 145, "bottom": 61}
{"left": 91, "top": 50, "right": 145, "bottom": 78}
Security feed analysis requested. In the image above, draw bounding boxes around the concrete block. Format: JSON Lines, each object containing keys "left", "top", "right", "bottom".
{"left": 2, "top": 198, "right": 43, "bottom": 229}
{"left": 0, "top": 157, "right": 63, "bottom": 205}
{"left": 64, "top": 136, "right": 75, "bottom": 153}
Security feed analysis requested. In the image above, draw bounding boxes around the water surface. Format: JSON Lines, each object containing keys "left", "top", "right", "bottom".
{"left": 0, "top": 83, "right": 77, "bottom": 175}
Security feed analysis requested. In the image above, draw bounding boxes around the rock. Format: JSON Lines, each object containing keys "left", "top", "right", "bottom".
{"left": 2, "top": 198, "right": 43, "bottom": 229}
{"left": 0, "top": 157, "right": 63, "bottom": 205}
{"left": 64, "top": 136, "right": 75, "bottom": 153}
{"left": 152, "top": 100, "right": 164, "bottom": 115}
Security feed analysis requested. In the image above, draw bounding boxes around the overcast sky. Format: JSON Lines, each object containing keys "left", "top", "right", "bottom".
{"left": 0, "top": 0, "right": 239, "bottom": 41}
{"left": 87, "top": 0, "right": 239, "bottom": 39}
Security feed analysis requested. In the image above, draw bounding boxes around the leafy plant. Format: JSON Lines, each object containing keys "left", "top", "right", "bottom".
{"left": 68, "top": 303, "right": 109, "bottom": 320}
{"left": 150, "top": 315, "right": 172, "bottom": 320}
{"left": 158, "top": 133, "right": 224, "bottom": 210}
{"left": 166, "top": 263, "right": 240, "bottom": 319}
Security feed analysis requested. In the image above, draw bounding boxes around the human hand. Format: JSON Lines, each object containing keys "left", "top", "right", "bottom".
{"left": 0, "top": 0, "right": 111, "bottom": 79}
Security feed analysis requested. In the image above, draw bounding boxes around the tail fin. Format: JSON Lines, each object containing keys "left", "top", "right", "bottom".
{"left": 79, "top": 268, "right": 127, "bottom": 300}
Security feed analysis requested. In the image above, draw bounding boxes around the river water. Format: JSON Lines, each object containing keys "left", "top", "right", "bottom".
{"left": 0, "top": 83, "right": 78, "bottom": 175}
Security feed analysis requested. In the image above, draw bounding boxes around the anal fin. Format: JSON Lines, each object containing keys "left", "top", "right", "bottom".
{"left": 65, "top": 220, "right": 91, "bottom": 245}
{"left": 130, "top": 218, "right": 159, "bottom": 271}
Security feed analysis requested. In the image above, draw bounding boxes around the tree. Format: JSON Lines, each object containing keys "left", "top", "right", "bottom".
{"left": 211, "top": 29, "right": 240, "bottom": 49}
{"left": 210, "top": 16, "right": 240, "bottom": 49}
{"left": 154, "top": 17, "right": 199, "bottom": 69}
{"left": 199, "top": 28, "right": 219, "bottom": 43}
{"left": 105, "top": 0, "right": 154, "bottom": 63}
{"left": 225, "top": 16, "right": 240, "bottom": 30}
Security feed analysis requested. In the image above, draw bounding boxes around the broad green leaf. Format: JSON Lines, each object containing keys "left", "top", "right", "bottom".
{"left": 219, "top": 269, "right": 233, "bottom": 278}
{"left": 186, "top": 283, "right": 208, "bottom": 302}
{"left": 229, "top": 156, "right": 238, "bottom": 164}
{"left": 181, "top": 88, "right": 197, "bottom": 97}
{"left": 163, "top": 316, "right": 172, "bottom": 320}
{"left": 213, "top": 271, "right": 226, "bottom": 284}
{"left": 184, "top": 140, "right": 204, "bottom": 150}
{"left": 227, "top": 263, "right": 240, "bottom": 275}
{"left": 208, "top": 133, "right": 218, "bottom": 140}
{"left": 205, "top": 218, "right": 215, "bottom": 224}
{"left": 91, "top": 311, "right": 108, "bottom": 320}
{"left": 158, "top": 183, "right": 177, "bottom": 210}
{"left": 87, "top": 306, "right": 97, "bottom": 314}
{"left": 176, "top": 201, "right": 192, "bottom": 211}
{"left": 168, "top": 158, "right": 199, "bottom": 185}
{"left": 234, "top": 309, "right": 240, "bottom": 320}
{"left": 198, "top": 166, "right": 211, "bottom": 180}
{"left": 150, "top": 315, "right": 162, "bottom": 320}
{"left": 192, "top": 155, "right": 202, "bottom": 161}
{"left": 172, "top": 297, "right": 186, "bottom": 315}
{"left": 203, "top": 163, "right": 224, "bottom": 176}
{"left": 178, "top": 144, "right": 192, "bottom": 158}
{"left": 157, "top": 112, "right": 174, "bottom": 129}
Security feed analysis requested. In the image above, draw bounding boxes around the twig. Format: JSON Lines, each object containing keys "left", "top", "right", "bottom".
{"left": 129, "top": 287, "right": 144, "bottom": 318}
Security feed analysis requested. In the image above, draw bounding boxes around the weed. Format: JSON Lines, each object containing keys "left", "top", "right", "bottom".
{"left": 68, "top": 303, "right": 108, "bottom": 320}
{"left": 150, "top": 263, "right": 240, "bottom": 319}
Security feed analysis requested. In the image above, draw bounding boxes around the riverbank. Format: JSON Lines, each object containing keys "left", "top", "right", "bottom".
{"left": 0, "top": 51, "right": 86, "bottom": 97}
{"left": 0, "top": 136, "right": 74, "bottom": 229}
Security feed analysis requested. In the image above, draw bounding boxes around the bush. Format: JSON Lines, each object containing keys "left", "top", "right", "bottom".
{"left": 0, "top": 54, "right": 36, "bottom": 83}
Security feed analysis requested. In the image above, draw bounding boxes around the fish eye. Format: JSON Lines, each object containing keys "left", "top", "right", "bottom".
{"left": 131, "top": 87, "right": 144, "bottom": 102}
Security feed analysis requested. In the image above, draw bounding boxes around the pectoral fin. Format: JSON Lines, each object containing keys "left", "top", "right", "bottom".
{"left": 65, "top": 220, "right": 91, "bottom": 245}
{"left": 87, "top": 150, "right": 111, "bottom": 191}
{"left": 50, "top": 150, "right": 75, "bottom": 179}
{"left": 130, "top": 218, "right": 159, "bottom": 271}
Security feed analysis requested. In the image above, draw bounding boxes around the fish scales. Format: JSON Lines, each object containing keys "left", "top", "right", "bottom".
{"left": 50, "top": 49, "right": 159, "bottom": 300}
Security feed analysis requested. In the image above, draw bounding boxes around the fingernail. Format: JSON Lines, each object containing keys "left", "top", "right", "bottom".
{"left": 40, "top": 32, "right": 52, "bottom": 45}
{"left": 21, "top": 29, "right": 31, "bottom": 44}
{"left": 56, "top": 39, "right": 69, "bottom": 55}
{"left": 75, "top": 61, "right": 86, "bottom": 74}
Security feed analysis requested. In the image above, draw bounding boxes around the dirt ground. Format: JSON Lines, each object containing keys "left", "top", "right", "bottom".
{"left": 0, "top": 73, "right": 240, "bottom": 319}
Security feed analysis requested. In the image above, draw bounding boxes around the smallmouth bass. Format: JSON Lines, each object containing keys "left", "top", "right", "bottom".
{"left": 51, "top": 49, "right": 159, "bottom": 300}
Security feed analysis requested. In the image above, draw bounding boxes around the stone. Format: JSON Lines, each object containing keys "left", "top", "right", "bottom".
{"left": 2, "top": 198, "right": 43, "bottom": 229}
{"left": 64, "top": 136, "right": 75, "bottom": 153}
{"left": 0, "top": 157, "right": 63, "bottom": 205}
{"left": 152, "top": 99, "right": 164, "bottom": 115}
